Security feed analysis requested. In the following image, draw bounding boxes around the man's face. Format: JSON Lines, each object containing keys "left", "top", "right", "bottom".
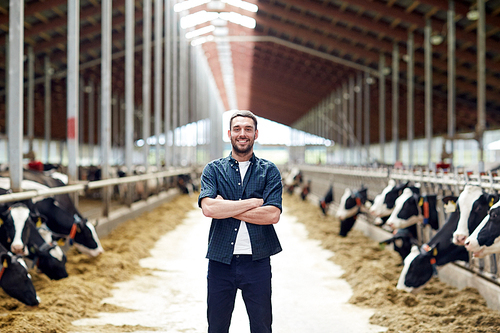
{"left": 229, "top": 116, "right": 258, "bottom": 155}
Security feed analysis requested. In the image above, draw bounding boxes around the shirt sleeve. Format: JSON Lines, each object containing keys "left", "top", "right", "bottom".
{"left": 198, "top": 163, "right": 218, "bottom": 208}
{"left": 262, "top": 164, "right": 283, "bottom": 212}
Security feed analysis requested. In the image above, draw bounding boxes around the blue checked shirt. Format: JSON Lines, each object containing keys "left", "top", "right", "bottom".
{"left": 198, "top": 153, "right": 283, "bottom": 264}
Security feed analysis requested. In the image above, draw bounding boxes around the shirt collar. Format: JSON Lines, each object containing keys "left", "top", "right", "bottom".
{"left": 229, "top": 152, "right": 256, "bottom": 165}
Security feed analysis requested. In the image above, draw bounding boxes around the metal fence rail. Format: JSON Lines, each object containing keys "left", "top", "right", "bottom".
{"left": 291, "top": 164, "right": 500, "bottom": 285}
{"left": 0, "top": 167, "right": 195, "bottom": 204}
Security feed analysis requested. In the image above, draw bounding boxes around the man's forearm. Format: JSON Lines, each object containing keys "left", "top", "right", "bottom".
{"left": 234, "top": 205, "right": 281, "bottom": 225}
{"left": 201, "top": 197, "right": 263, "bottom": 219}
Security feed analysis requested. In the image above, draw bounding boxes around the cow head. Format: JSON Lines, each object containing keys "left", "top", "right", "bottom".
{"left": 379, "top": 228, "right": 419, "bottom": 263}
{"left": 369, "top": 180, "right": 408, "bottom": 218}
{"left": 397, "top": 245, "right": 435, "bottom": 293}
{"left": 0, "top": 249, "right": 39, "bottom": 306}
{"left": 387, "top": 187, "right": 421, "bottom": 229}
{"left": 0, "top": 203, "right": 33, "bottom": 255}
{"left": 29, "top": 226, "right": 68, "bottom": 280}
{"left": 465, "top": 201, "right": 500, "bottom": 257}
{"left": 34, "top": 198, "right": 104, "bottom": 257}
{"left": 450, "top": 185, "right": 498, "bottom": 246}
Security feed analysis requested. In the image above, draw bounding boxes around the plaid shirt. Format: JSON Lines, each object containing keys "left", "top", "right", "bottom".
{"left": 198, "top": 152, "right": 283, "bottom": 264}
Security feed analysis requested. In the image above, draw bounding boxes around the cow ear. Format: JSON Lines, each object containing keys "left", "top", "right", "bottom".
{"left": 487, "top": 193, "right": 499, "bottom": 208}
{"left": 442, "top": 196, "right": 458, "bottom": 213}
{"left": 0, "top": 255, "right": 9, "bottom": 268}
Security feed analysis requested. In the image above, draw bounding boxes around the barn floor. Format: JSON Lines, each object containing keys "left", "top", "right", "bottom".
{"left": 70, "top": 203, "right": 387, "bottom": 333}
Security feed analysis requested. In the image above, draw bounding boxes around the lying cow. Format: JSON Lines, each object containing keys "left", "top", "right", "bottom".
{"left": 0, "top": 242, "right": 39, "bottom": 306}
{"left": 396, "top": 208, "right": 468, "bottom": 293}
{"left": 336, "top": 186, "right": 370, "bottom": 237}
{"left": 450, "top": 184, "right": 498, "bottom": 245}
{"left": 465, "top": 200, "right": 500, "bottom": 258}
{"left": 319, "top": 185, "right": 334, "bottom": 216}
{"left": 369, "top": 180, "right": 408, "bottom": 226}
{"left": 0, "top": 174, "right": 104, "bottom": 257}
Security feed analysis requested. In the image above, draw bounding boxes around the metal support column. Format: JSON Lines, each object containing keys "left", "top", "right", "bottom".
{"left": 164, "top": 0, "right": 172, "bottom": 169}
{"left": 101, "top": 0, "right": 112, "bottom": 216}
{"left": 172, "top": 7, "right": 179, "bottom": 166}
{"left": 425, "top": 19, "right": 433, "bottom": 169}
{"left": 67, "top": 0, "right": 80, "bottom": 190}
{"left": 154, "top": 0, "right": 163, "bottom": 171}
{"left": 448, "top": 0, "right": 456, "bottom": 163}
{"left": 88, "top": 80, "right": 95, "bottom": 164}
{"left": 349, "top": 76, "right": 355, "bottom": 162}
{"left": 407, "top": 32, "right": 415, "bottom": 167}
{"left": 27, "top": 45, "right": 35, "bottom": 154}
{"left": 44, "top": 55, "right": 52, "bottom": 163}
{"left": 477, "top": 0, "right": 486, "bottom": 172}
{"left": 8, "top": 0, "right": 24, "bottom": 192}
{"left": 125, "top": 0, "right": 135, "bottom": 206}
{"left": 379, "top": 54, "right": 386, "bottom": 163}
{"left": 356, "top": 72, "right": 362, "bottom": 164}
{"left": 364, "top": 71, "right": 370, "bottom": 164}
{"left": 392, "top": 43, "right": 400, "bottom": 163}
{"left": 143, "top": 0, "right": 152, "bottom": 172}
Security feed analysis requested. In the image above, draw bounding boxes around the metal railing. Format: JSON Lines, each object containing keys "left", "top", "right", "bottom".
{"left": 292, "top": 164, "right": 500, "bottom": 284}
{"left": 0, "top": 167, "right": 195, "bottom": 204}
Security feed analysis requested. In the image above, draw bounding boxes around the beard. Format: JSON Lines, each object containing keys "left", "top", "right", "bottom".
{"left": 231, "top": 135, "right": 254, "bottom": 155}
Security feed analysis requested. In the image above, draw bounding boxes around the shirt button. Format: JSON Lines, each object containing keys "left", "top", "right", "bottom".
{"left": 238, "top": 183, "right": 241, "bottom": 185}
{"left": 231, "top": 242, "right": 234, "bottom": 245}
{"left": 234, "top": 228, "right": 238, "bottom": 231}
{"left": 236, "top": 168, "right": 238, "bottom": 171}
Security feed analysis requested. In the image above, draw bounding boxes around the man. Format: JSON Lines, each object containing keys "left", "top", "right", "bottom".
{"left": 198, "top": 110, "right": 283, "bottom": 333}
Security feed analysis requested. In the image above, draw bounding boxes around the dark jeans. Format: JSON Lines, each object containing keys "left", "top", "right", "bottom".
{"left": 207, "top": 255, "right": 272, "bottom": 333}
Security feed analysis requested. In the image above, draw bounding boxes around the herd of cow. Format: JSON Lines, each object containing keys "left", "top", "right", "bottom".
{"left": 0, "top": 169, "right": 104, "bottom": 306}
{"left": 284, "top": 169, "right": 500, "bottom": 295}
{"left": 0, "top": 165, "right": 199, "bottom": 307}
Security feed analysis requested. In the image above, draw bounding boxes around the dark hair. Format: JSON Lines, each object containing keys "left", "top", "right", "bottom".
{"left": 229, "top": 110, "right": 258, "bottom": 130}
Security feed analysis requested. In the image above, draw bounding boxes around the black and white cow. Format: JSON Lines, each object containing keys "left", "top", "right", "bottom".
{"left": 396, "top": 208, "right": 468, "bottom": 293}
{"left": 319, "top": 185, "right": 334, "bottom": 216}
{"left": 300, "top": 180, "right": 311, "bottom": 201}
{"left": 0, "top": 242, "right": 39, "bottom": 306}
{"left": 386, "top": 187, "right": 440, "bottom": 230}
{"left": 396, "top": 186, "right": 495, "bottom": 293}
{"left": 335, "top": 186, "right": 370, "bottom": 237}
{"left": 26, "top": 223, "right": 68, "bottom": 280}
{"left": 0, "top": 195, "right": 68, "bottom": 280}
{"left": 465, "top": 200, "right": 500, "bottom": 258}
{"left": 0, "top": 189, "right": 32, "bottom": 256}
{"left": 0, "top": 174, "right": 104, "bottom": 257}
{"left": 283, "top": 168, "right": 303, "bottom": 195}
{"left": 379, "top": 226, "right": 419, "bottom": 265}
{"left": 369, "top": 179, "right": 409, "bottom": 226}
{"left": 449, "top": 184, "right": 497, "bottom": 246}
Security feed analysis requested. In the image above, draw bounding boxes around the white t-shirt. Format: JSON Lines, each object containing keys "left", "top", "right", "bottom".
{"left": 233, "top": 161, "right": 252, "bottom": 254}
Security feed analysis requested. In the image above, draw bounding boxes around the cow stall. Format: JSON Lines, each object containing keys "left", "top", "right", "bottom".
{"left": 286, "top": 164, "right": 500, "bottom": 311}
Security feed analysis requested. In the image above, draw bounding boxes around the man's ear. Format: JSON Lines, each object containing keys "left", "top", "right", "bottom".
{"left": 227, "top": 129, "right": 231, "bottom": 139}
{"left": 255, "top": 129, "right": 259, "bottom": 140}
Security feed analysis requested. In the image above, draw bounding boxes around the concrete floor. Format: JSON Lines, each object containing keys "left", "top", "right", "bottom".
{"left": 72, "top": 203, "right": 387, "bottom": 333}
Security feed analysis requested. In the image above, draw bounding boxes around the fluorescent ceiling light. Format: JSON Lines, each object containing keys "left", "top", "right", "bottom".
{"left": 467, "top": 9, "right": 479, "bottom": 21}
{"left": 181, "top": 10, "right": 256, "bottom": 29}
{"left": 174, "top": 0, "right": 210, "bottom": 12}
{"left": 219, "top": 11, "right": 256, "bottom": 29}
{"left": 185, "top": 25, "right": 216, "bottom": 39}
{"left": 222, "top": 0, "right": 258, "bottom": 12}
{"left": 181, "top": 10, "right": 218, "bottom": 29}
{"left": 430, "top": 34, "right": 444, "bottom": 45}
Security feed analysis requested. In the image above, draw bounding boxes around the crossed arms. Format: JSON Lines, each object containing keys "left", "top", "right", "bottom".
{"left": 200, "top": 195, "right": 280, "bottom": 225}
